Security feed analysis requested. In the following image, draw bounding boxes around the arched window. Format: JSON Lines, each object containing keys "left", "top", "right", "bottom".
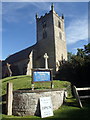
{"left": 42, "top": 21, "right": 46, "bottom": 28}
{"left": 58, "top": 21, "right": 61, "bottom": 28}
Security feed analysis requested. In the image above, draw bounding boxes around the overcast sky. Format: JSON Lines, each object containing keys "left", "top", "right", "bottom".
{"left": 1, "top": 1, "right": 88, "bottom": 60}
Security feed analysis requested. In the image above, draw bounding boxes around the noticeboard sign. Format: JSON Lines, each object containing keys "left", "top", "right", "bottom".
{"left": 40, "top": 97, "right": 53, "bottom": 118}
{"left": 32, "top": 69, "right": 52, "bottom": 83}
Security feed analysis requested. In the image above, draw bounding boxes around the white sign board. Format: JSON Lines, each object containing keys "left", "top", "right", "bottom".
{"left": 40, "top": 97, "right": 53, "bottom": 118}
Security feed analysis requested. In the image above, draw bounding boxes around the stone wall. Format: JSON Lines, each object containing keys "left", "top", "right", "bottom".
{"left": 35, "top": 11, "right": 56, "bottom": 72}
{"left": 13, "top": 89, "right": 65, "bottom": 116}
{"left": 53, "top": 11, "right": 67, "bottom": 71}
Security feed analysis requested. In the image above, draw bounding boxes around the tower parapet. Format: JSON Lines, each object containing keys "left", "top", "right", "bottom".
{"left": 62, "top": 14, "right": 64, "bottom": 19}
{"left": 35, "top": 4, "right": 64, "bottom": 22}
{"left": 36, "top": 13, "right": 38, "bottom": 19}
{"left": 51, "top": 3, "right": 54, "bottom": 11}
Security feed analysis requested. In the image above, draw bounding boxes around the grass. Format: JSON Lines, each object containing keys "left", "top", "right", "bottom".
{"left": 1, "top": 99, "right": 90, "bottom": 120}
{"left": 1, "top": 75, "right": 90, "bottom": 120}
{"left": 2, "top": 75, "right": 71, "bottom": 95}
{"left": 2, "top": 75, "right": 32, "bottom": 95}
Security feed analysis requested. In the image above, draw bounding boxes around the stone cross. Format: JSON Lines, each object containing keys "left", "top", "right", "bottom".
{"left": 44, "top": 53, "right": 49, "bottom": 69}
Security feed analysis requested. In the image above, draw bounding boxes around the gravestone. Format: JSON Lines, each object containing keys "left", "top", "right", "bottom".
{"left": 7, "top": 63, "right": 12, "bottom": 77}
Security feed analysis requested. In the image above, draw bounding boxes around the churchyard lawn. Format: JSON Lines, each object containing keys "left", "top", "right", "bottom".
{"left": 1, "top": 75, "right": 90, "bottom": 119}
{"left": 2, "top": 75, "right": 71, "bottom": 95}
{"left": 1, "top": 98, "right": 90, "bottom": 120}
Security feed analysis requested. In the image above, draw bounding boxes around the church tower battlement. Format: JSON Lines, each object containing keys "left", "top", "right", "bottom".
{"left": 34, "top": 3, "right": 67, "bottom": 72}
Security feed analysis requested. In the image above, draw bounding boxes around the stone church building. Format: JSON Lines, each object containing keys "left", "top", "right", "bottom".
{"left": 2, "top": 4, "right": 67, "bottom": 78}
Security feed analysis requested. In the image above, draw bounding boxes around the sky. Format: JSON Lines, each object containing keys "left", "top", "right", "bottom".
{"left": 1, "top": 1, "right": 89, "bottom": 60}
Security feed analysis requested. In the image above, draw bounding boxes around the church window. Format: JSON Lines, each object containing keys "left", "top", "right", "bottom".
{"left": 43, "top": 31, "right": 47, "bottom": 39}
{"left": 59, "top": 32, "right": 62, "bottom": 40}
{"left": 42, "top": 21, "right": 46, "bottom": 28}
{"left": 58, "top": 21, "right": 61, "bottom": 28}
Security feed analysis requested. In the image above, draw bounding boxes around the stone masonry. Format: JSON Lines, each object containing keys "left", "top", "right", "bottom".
{"left": 13, "top": 89, "right": 65, "bottom": 116}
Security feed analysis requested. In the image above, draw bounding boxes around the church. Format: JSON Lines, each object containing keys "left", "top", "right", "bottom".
{"left": 2, "top": 4, "right": 67, "bottom": 78}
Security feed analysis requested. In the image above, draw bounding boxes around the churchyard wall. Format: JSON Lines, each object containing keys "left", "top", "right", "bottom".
{"left": 12, "top": 89, "right": 65, "bottom": 116}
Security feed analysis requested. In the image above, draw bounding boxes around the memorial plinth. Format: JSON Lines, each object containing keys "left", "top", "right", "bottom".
{"left": 13, "top": 89, "right": 65, "bottom": 116}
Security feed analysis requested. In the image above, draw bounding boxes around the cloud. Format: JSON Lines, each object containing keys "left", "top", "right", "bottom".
{"left": 67, "top": 40, "right": 87, "bottom": 54}
{"left": 2, "top": 2, "right": 30, "bottom": 22}
{"left": 66, "top": 16, "right": 88, "bottom": 45}
{"left": 30, "top": 2, "right": 50, "bottom": 11}
{"left": 2, "top": 2, "right": 51, "bottom": 23}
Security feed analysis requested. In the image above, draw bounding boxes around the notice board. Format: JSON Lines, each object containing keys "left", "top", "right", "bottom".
{"left": 32, "top": 69, "right": 53, "bottom": 83}
{"left": 40, "top": 97, "right": 53, "bottom": 118}
{"left": 32, "top": 69, "right": 53, "bottom": 89}
{"left": 33, "top": 71, "right": 51, "bottom": 82}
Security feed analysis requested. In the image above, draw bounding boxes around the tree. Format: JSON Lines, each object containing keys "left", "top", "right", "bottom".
{"left": 67, "top": 52, "right": 74, "bottom": 62}
{"left": 84, "top": 43, "right": 90, "bottom": 55}
{"left": 77, "top": 48, "right": 85, "bottom": 58}
{"left": 56, "top": 43, "right": 90, "bottom": 87}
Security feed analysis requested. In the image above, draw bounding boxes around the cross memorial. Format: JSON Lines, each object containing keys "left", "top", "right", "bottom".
{"left": 44, "top": 53, "right": 49, "bottom": 69}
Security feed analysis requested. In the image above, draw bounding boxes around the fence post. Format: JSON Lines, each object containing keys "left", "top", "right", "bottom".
{"left": 6, "top": 82, "right": 13, "bottom": 115}
{"left": 73, "top": 85, "right": 83, "bottom": 108}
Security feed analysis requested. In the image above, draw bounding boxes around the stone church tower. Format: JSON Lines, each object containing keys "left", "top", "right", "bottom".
{"left": 2, "top": 4, "right": 67, "bottom": 78}
{"left": 33, "top": 4, "right": 67, "bottom": 72}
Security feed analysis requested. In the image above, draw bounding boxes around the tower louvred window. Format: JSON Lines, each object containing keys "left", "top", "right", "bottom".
{"left": 42, "top": 21, "right": 46, "bottom": 28}
{"left": 43, "top": 31, "right": 47, "bottom": 39}
{"left": 58, "top": 21, "right": 61, "bottom": 28}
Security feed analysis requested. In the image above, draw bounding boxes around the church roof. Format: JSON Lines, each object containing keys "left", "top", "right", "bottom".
{"left": 5, "top": 44, "right": 36, "bottom": 64}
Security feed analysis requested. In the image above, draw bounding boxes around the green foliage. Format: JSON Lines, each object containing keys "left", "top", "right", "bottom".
{"left": 84, "top": 43, "right": 90, "bottom": 54}
{"left": 77, "top": 48, "right": 85, "bottom": 58}
{"left": 2, "top": 75, "right": 32, "bottom": 95}
{"left": 71, "top": 55, "right": 84, "bottom": 67}
{"left": 68, "top": 44, "right": 90, "bottom": 66}
{"left": 56, "top": 43, "right": 90, "bottom": 87}
{"left": 71, "top": 43, "right": 90, "bottom": 70}
{"left": 67, "top": 52, "right": 74, "bottom": 62}
{"left": 76, "top": 43, "right": 90, "bottom": 57}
